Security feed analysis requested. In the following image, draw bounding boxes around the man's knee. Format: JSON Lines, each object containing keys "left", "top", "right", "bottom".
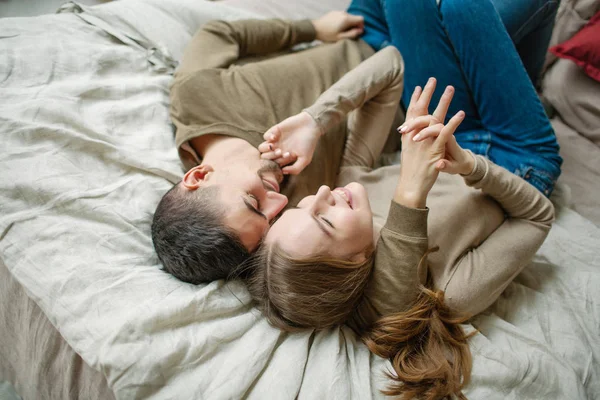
{"left": 380, "top": 46, "right": 405, "bottom": 86}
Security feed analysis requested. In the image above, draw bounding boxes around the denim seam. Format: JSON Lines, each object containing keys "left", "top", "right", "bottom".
{"left": 513, "top": 1, "right": 559, "bottom": 41}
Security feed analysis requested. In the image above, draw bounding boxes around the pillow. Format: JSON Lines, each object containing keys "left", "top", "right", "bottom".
{"left": 543, "top": 57, "right": 600, "bottom": 147}
{"left": 221, "top": 0, "right": 350, "bottom": 19}
{"left": 59, "top": 0, "right": 259, "bottom": 64}
{"left": 544, "top": 0, "right": 600, "bottom": 69}
{"left": 550, "top": 10, "right": 600, "bottom": 82}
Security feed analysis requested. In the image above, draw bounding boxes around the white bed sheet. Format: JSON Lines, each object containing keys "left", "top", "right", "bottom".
{"left": 0, "top": 1, "right": 599, "bottom": 399}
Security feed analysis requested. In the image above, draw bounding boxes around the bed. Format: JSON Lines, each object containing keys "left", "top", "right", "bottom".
{"left": 0, "top": 0, "right": 599, "bottom": 399}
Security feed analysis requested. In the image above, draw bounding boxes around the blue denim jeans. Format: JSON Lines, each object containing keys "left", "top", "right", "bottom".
{"left": 347, "top": 0, "right": 563, "bottom": 196}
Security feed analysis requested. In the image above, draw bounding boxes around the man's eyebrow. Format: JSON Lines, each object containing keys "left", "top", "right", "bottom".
{"left": 243, "top": 198, "right": 267, "bottom": 220}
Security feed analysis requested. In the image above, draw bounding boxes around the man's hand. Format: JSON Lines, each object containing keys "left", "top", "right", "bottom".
{"left": 258, "top": 112, "right": 322, "bottom": 175}
{"left": 312, "top": 11, "right": 364, "bottom": 43}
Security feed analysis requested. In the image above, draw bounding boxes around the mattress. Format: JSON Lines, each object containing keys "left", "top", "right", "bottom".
{"left": 0, "top": 259, "right": 115, "bottom": 400}
{"left": 1, "top": 1, "right": 599, "bottom": 399}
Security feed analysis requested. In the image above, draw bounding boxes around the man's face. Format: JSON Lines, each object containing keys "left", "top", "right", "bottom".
{"left": 203, "top": 160, "right": 288, "bottom": 252}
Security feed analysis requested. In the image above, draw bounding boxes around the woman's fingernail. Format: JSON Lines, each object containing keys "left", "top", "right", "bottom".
{"left": 413, "top": 134, "right": 421, "bottom": 141}
{"left": 400, "top": 126, "right": 408, "bottom": 133}
{"left": 275, "top": 149, "right": 282, "bottom": 156}
{"left": 284, "top": 152, "right": 290, "bottom": 158}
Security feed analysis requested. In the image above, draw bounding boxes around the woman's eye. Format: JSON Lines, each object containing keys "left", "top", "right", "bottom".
{"left": 321, "top": 216, "right": 334, "bottom": 229}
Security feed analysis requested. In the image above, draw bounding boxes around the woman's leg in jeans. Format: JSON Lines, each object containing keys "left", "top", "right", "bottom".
{"left": 490, "top": 0, "right": 560, "bottom": 87}
{"left": 347, "top": 0, "right": 559, "bottom": 105}
{"left": 436, "top": 0, "right": 562, "bottom": 195}
{"left": 347, "top": 0, "right": 391, "bottom": 52}
{"left": 378, "top": 0, "right": 561, "bottom": 194}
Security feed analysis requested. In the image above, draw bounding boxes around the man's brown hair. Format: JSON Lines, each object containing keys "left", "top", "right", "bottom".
{"left": 151, "top": 184, "right": 250, "bottom": 283}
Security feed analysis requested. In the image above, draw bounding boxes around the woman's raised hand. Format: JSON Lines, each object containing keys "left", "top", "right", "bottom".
{"left": 434, "top": 136, "right": 475, "bottom": 175}
{"left": 394, "top": 79, "right": 465, "bottom": 208}
{"left": 400, "top": 79, "right": 475, "bottom": 176}
{"left": 258, "top": 111, "right": 323, "bottom": 175}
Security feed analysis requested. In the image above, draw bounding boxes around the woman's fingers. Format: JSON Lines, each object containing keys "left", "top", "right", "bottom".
{"left": 435, "top": 110, "right": 465, "bottom": 150}
{"left": 258, "top": 141, "right": 276, "bottom": 153}
{"left": 409, "top": 85, "right": 423, "bottom": 106}
{"left": 441, "top": 110, "right": 465, "bottom": 137}
{"left": 263, "top": 125, "right": 281, "bottom": 142}
{"left": 405, "top": 85, "right": 422, "bottom": 117}
{"left": 416, "top": 77, "right": 437, "bottom": 114}
{"left": 260, "top": 148, "right": 284, "bottom": 160}
{"left": 411, "top": 123, "right": 444, "bottom": 141}
{"left": 409, "top": 110, "right": 465, "bottom": 142}
{"left": 398, "top": 115, "right": 438, "bottom": 134}
{"left": 436, "top": 159, "right": 461, "bottom": 174}
{"left": 274, "top": 152, "right": 297, "bottom": 167}
{"left": 282, "top": 158, "right": 308, "bottom": 175}
{"left": 432, "top": 86, "right": 454, "bottom": 123}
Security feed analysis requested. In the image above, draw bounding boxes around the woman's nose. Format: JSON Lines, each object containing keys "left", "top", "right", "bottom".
{"left": 314, "top": 185, "right": 335, "bottom": 206}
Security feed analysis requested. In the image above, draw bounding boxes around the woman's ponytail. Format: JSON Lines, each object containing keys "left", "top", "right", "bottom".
{"left": 363, "top": 248, "right": 475, "bottom": 400}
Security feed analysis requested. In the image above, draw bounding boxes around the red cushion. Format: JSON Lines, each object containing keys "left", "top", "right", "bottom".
{"left": 550, "top": 10, "right": 600, "bottom": 82}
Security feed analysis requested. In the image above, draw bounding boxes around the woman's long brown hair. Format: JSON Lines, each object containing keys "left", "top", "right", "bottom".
{"left": 246, "top": 243, "right": 374, "bottom": 331}
{"left": 247, "top": 244, "right": 475, "bottom": 399}
{"left": 364, "top": 279, "right": 474, "bottom": 398}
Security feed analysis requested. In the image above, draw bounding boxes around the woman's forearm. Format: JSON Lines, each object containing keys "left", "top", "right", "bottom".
{"left": 463, "top": 154, "right": 554, "bottom": 224}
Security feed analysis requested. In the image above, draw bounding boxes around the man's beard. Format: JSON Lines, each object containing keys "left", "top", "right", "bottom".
{"left": 258, "top": 159, "right": 283, "bottom": 184}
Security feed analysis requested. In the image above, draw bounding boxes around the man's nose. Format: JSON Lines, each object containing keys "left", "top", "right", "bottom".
{"left": 263, "top": 191, "right": 288, "bottom": 221}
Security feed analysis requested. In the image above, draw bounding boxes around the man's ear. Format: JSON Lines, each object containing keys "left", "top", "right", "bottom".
{"left": 182, "top": 165, "right": 214, "bottom": 190}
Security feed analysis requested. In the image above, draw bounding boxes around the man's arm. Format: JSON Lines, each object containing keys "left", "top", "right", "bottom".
{"left": 259, "top": 47, "right": 404, "bottom": 174}
{"left": 176, "top": 11, "right": 365, "bottom": 76}
{"left": 177, "top": 19, "right": 316, "bottom": 76}
{"left": 306, "top": 46, "right": 404, "bottom": 168}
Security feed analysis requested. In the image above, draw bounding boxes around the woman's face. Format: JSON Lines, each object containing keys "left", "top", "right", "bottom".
{"left": 265, "top": 183, "right": 374, "bottom": 261}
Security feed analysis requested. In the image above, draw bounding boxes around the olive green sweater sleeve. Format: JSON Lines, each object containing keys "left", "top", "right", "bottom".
{"left": 348, "top": 154, "right": 555, "bottom": 333}
{"left": 177, "top": 19, "right": 316, "bottom": 75}
{"left": 463, "top": 153, "right": 555, "bottom": 224}
{"left": 441, "top": 153, "right": 555, "bottom": 316}
{"left": 303, "top": 46, "right": 404, "bottom": 168}
{"left": 349, "top": 200, "right": 430, "bottom": 332}
{"left": 303, "top": 47, "right": 403, "bottom": 134}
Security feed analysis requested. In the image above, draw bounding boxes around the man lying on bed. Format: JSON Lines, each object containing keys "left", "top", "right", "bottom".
{"left": 151, "top": 11, "right": 405, "bottom": 283}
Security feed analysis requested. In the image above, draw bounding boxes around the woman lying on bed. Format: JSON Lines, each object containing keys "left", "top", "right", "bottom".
{"left": 246, "top": 0, "right": 561, "bottom": 398}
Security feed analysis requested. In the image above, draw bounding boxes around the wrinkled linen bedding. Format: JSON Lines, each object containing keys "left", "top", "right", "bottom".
{"left": 0, "top": 1, "right": 599, "bottom": 399}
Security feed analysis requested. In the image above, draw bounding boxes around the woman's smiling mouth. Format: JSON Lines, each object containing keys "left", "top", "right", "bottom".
{"left": 333, "top": 187, "right": 353, "bottom": 208}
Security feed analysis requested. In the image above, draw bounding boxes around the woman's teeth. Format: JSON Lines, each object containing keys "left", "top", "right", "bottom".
{"left": 334, "top": 189, "right": 351, "bottom": 207}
